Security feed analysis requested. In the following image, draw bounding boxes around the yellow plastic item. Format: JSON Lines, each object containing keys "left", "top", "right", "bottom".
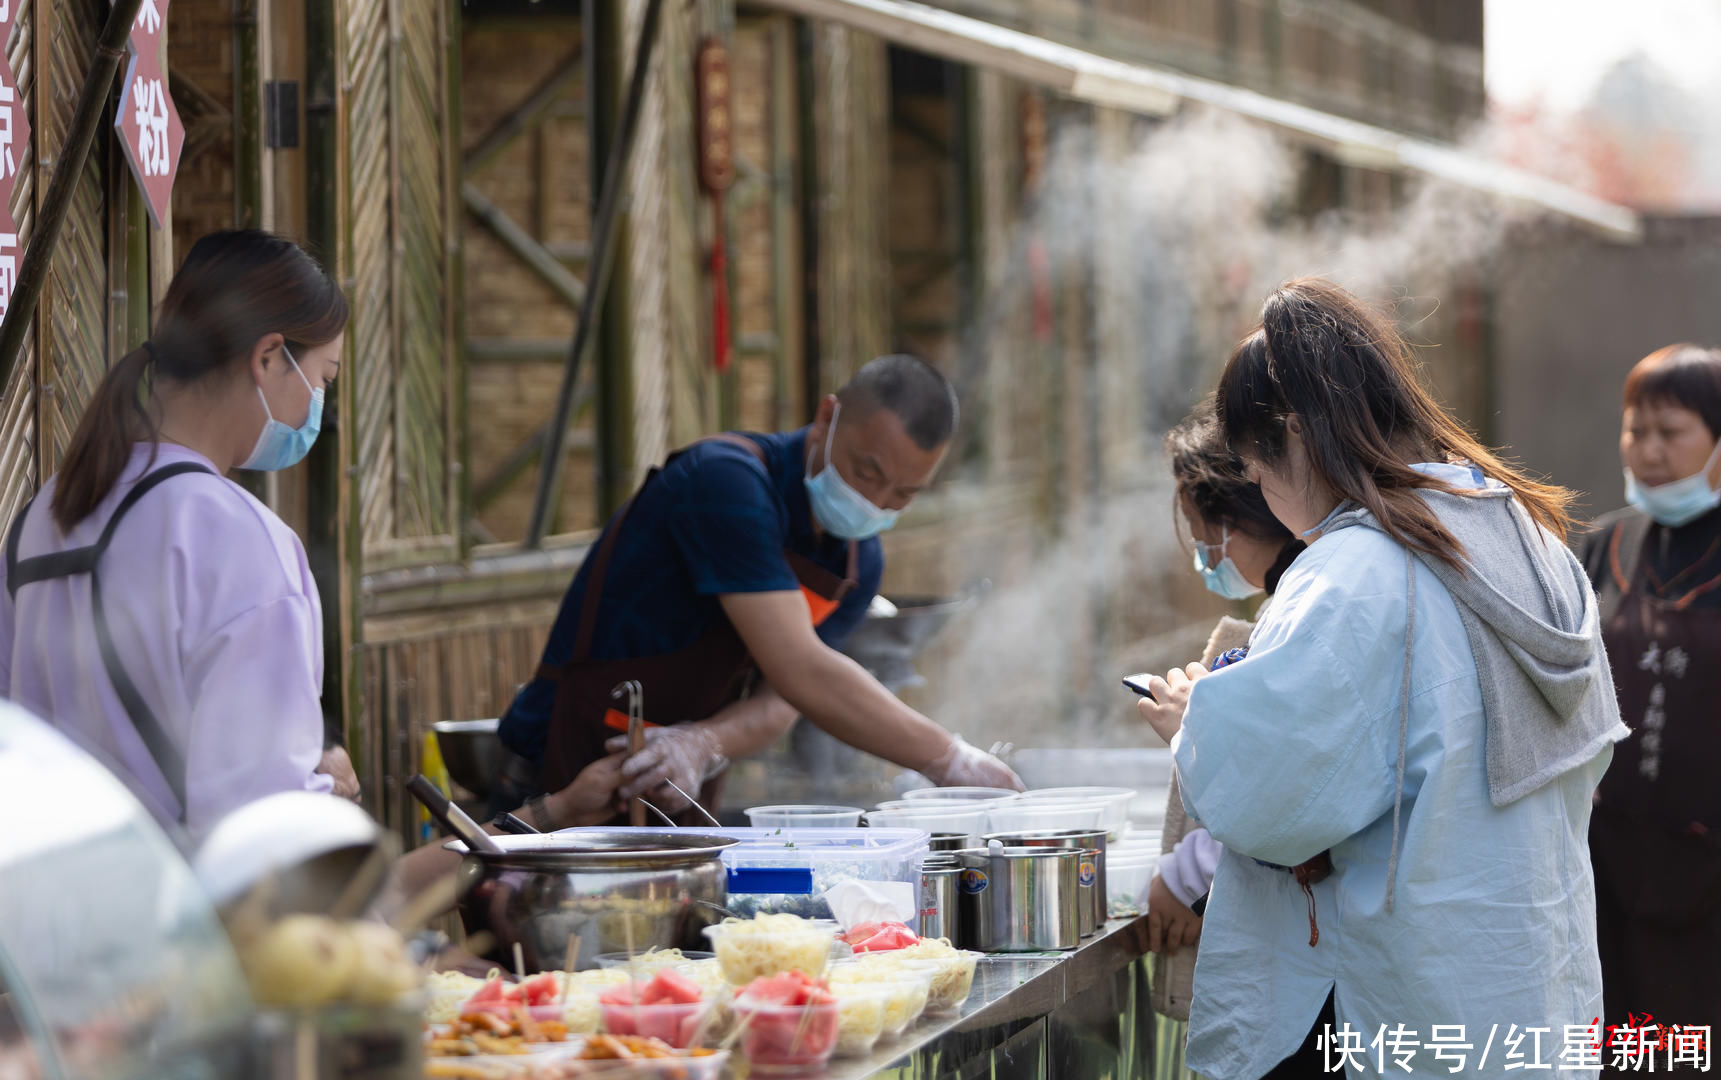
{"left": 418, "top": 730, "right": 453, "bottom": 846}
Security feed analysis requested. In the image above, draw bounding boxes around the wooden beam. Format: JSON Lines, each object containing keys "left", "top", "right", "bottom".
{"left": 462, "top": 46, "right": 584, "bottom": 178}
{"left": 462, "top": 181, "right": 587, "bottom": 309}
{"left": 467, "top": 337, "right": 579, "bottom": 363}
{"left": 472, "top": 394, "right": 596, "bottom": 512}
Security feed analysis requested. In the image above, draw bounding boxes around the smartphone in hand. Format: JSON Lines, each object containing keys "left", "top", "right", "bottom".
{"left": 1122, "top": 674, "right": 1158, "bottom": 702}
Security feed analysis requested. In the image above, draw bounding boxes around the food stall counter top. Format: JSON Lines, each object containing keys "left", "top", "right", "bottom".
{"left": 821, "top": 913, "right": 1152, "bottom": 1079}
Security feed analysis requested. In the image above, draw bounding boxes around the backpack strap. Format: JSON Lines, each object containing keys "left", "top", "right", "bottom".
{"left": 6, "top": 462, "right": 216, "bottom": 817}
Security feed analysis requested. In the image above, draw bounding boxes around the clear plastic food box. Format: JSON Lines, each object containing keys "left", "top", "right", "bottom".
{"left": 601, "top": 827, "right": 930, "bottom": 920}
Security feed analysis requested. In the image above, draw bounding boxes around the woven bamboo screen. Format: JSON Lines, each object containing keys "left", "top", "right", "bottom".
{"left": 344, "top": 0, "right": 459, "bottom": 557}
{"left": 37, "top": 0, "right": 111, "bottom": 482}
{"left": 0, "top": 0, "right": 39, "bottom": 528}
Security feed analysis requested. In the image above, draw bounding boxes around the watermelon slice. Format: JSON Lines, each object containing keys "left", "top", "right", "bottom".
{"left": 515, "top": 973, "right": 560, "bottom": 1006}
{"left": 600, "top": 969, "right": 705, "bottom": 1007}
{"left": 741, "top": 970, "right": 833, "bottom": 1007}
{"left": 639, "top": 969, "right": 703, "bottom": 1006}
{"left": 468, "top": 978, "right": 506, "bottom": 1006}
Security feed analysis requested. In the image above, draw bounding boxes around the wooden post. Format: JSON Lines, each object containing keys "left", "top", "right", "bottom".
{"left": 794, "top": 18, "right": 821, "bottom": 421}
{"left": 0, "top": 0, "right": 149, "bottom": 391}
{"left": 766, "top": 16, "right": 800, "bottom": 431}
{"left": 302, "top": 0, "right": 357, "bottom": 777}
{"left": 445, "top": 0, "right": 467, "bottom": 557}
{"left": 233, "top": 0, "right": 263, "bottom": 229}
{"left": 588, "top": 0, "right": 633, "bottom": 525}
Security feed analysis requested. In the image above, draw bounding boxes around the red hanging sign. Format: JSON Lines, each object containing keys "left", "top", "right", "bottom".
{"left": 0, "top": 0, "right": 30, "bottom": 322}
{"left": 114, "top": 0, "right": 184, "bottom": 230}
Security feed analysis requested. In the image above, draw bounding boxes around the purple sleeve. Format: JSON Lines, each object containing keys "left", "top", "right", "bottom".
{"left": 179, "top": 595, "right": 332, "bottom": 837}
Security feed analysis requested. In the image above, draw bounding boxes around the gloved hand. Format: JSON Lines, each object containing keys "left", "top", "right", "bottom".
{"left": 920, "top": 734, "right": 1024, "bottom": 791}
{"left": 603, "top": 724, "right": 728, "bottom": 812}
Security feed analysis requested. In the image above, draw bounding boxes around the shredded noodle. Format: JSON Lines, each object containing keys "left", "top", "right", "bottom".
{"left": 707, "top": 914, "right": 835, "bottom": 984}
{"left": 830, "top": 988, "right": 887, "bottom": 1057}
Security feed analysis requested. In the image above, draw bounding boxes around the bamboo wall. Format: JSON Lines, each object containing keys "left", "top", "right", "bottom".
{"left": 0, "top": 0, "right": 179, "bottom": 534}
{"left": 457, "top": 20, "right": 599, "bottom": 541}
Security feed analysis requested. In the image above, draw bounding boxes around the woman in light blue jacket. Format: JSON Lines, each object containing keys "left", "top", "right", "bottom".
{"left": 1139, "top": 278, "right": 1627, "bottom": 1079}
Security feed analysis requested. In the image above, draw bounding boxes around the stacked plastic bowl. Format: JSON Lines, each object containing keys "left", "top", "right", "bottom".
{"left": 866, "top": 785, "right": 1137, "bottom": 845}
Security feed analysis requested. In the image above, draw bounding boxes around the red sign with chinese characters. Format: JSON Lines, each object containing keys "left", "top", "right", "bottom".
{"left": 115, "top": 0, "right": 183, "bottom": 229}
{"left": 0, "top": 0, "right": 30, "bottom": 321}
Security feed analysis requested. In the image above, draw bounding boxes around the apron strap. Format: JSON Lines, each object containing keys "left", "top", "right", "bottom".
{"left": 568, "top": 434, "right": 771, "bottom": 665}
{"left": 1608, "top": 516, "right": 1654, "bottom": 598}
{"left": 6, "top": 462, "right": 214, "bottom": 818}
{"left": 1609, "top": 514, "right": 1721, "bottom": 613}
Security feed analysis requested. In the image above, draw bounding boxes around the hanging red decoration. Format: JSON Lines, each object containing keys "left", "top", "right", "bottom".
{"left": 696, "top": 37, "right": 736, "bottom": 374}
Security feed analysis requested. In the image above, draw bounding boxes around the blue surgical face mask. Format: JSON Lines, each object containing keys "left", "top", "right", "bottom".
{"left": 805, "top": 403, "right": 900, "bottom": 540}
{"left": 1193, "top": 526, "right": 1263, "bottom": 600}
{"left": 241, "top": 347, "right": 324, "bottom": 472}
{"left": 1625, "top": 440, "right": 1721, "bottom": 527}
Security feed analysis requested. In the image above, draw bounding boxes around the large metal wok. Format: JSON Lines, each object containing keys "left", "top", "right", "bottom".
{"left": 450, "top": 828, "right": 737, "bottom": 973}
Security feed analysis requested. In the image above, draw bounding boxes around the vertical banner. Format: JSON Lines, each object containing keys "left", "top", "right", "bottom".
{"left": 114, "top": 0, "right": 183, "bottom": 229}
{"left": 0, "top": 0, "right": 29, "bottom": 321}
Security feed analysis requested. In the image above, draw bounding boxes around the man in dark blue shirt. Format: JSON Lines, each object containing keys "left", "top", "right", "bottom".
{"left": 498, "top": 355, "right": 1020, "bottom": 826}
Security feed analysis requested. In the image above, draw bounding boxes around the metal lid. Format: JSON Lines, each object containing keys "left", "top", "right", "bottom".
{"left": 444, "top": 828, "right": 738, "bottom": 869}
{"left": 982, "top": 828, "right": 1107, "bottom": 847}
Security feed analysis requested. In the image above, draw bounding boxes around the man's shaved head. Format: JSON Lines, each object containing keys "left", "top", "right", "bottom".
{"left": 836, "top": 354, "right": 958, "bottom": 451}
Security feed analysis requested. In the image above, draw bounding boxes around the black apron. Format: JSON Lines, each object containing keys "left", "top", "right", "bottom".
{"left": 5, "top": 463, "right": 215, "bottom": 821}
{"left": 1590, "top": 515, "right": 1721, "bottom": 1041}
{"left": 535, "top": 435, "right": 856, "bottom": 811}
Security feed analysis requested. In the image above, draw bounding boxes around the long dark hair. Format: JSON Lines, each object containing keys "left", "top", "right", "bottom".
{"left": 1217, "top": 278, "right": 1573, "bottom": 569}
{"left": 1166, "top": 400, "right": 1304, "bottom": 594}
{"left": 51, "top": 230, "right": 348, "bottom": 531}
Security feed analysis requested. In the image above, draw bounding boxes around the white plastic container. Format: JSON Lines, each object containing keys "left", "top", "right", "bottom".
{"left": 984, "top": 800, "right": 1105, "bottom": 834}
{"left": 1106, "top": 855, "right": 1156, "bottom": 918}
{"left": 1019, "top": 787, "right": 1135, "bottom": 839}
{"left": 901, "top": 786, "right": 1018, "bottom": 802}
{"left": 863, "top": 805, "right": 987, "bottom": 844}
{"left": 703, "top": 918, "right": 839, "bottom": 982}
{"left": 746, "top": 804, "right": 865, "bottom": 828}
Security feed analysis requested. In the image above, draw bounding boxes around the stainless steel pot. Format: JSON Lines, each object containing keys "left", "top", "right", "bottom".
{"left": 451, "top": 829, "right": 737, "bottom": 972}
{"left": 928, "top": 832, "right": 969, "bottom": 852}
{"left": 955, "top": 846, "right": 1081, "bottom": 952}
{"left": 984, "top": 829, "right": 1107, "bottom": 936}
{"left": 918, "top": 856, "right": 960, "bottom": 942}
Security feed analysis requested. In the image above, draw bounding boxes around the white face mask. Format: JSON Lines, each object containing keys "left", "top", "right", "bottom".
{"left": 1625, "top": 440, "right": 1721, "bottom": 527}
{"left": 1192, "top": 526, "right": 1263, "bottom": 601}
{"left": 804, "top": 403, "right": 900, "bottom": 540}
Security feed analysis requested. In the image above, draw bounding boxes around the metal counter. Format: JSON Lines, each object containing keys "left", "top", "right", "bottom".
{"left": 819, "top": 914, "right": 1193, "bottom": 1080}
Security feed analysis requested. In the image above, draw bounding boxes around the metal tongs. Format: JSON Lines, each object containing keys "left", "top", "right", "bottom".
{"left": 613, "top": 680, "right": 647, "bottom": 827}
{"left": 610, "top": 679, "right": 722, "bottom": 829}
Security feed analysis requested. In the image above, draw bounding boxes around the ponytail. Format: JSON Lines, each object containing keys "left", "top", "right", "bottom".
{"left": 43, "top": 229, "right": 348, "bottom": 533}
{"left": 49, "top": 347, "right": 158, "bottom": 531}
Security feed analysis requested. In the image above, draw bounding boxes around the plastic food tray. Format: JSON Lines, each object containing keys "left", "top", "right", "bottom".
{"left": 600, "top": 827, "right": 930, "bottom": 920}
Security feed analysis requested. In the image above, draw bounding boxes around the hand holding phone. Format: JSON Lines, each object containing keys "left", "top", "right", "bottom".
{"left": 1122, "top": 674, "right": 1158, "bottom": 702}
